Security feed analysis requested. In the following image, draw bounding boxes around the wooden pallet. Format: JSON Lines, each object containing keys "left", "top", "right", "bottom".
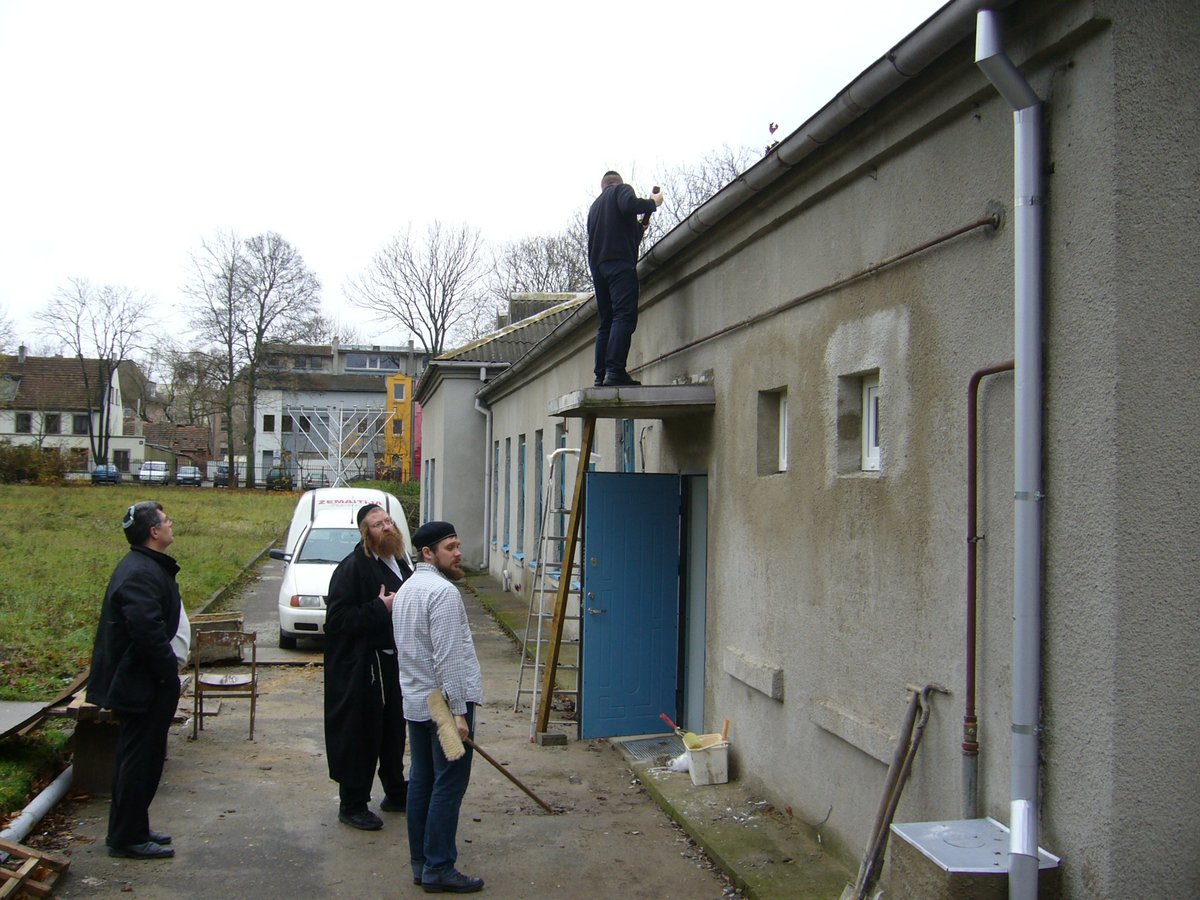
{"left": 0, "top": 837, "right": 69, "bottom": 898}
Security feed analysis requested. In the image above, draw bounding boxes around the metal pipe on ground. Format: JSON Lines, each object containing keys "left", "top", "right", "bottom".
{"left": 0, "top": 765, "right": 73, "bottom": 861}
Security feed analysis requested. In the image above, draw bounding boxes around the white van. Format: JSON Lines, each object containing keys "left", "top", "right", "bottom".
{"left": 138, "top": 461, "right": 169, "bottom": 484}
{"left": 268, "top": 488, "right": 413, "bottom": 649}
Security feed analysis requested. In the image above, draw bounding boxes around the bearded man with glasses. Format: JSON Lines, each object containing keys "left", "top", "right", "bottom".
{"left": 323, "top": 503, "right": 413, "bottom": 830}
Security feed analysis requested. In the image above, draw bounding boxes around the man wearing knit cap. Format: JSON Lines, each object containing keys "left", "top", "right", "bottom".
{"left": 323, "top": 503, "right": 412, "bottom": 830}
{"left": 393, "top": 520, "right": 485, "bottom": 893}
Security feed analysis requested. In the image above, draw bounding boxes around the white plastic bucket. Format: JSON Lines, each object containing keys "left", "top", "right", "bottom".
{"left": 686, "top": 734, "right": 730, "bottom": 785}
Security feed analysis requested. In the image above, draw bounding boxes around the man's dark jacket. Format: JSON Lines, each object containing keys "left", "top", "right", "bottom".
{"left": 87, "top": 546, "right": 182, "bottom": 715}
{"left": 324, "top": 542, "right": 411, "bottom": 786}
{"left": 587, "top": 183, "right": 658, "bottom": 268}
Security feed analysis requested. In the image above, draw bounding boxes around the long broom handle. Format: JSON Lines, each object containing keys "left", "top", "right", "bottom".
{"left": 466, "top": 737, "right": 554, "bottom": 814}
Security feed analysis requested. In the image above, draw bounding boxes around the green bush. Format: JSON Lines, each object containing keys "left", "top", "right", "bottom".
{"left": 0, "top": 442, "right": 72, "bottom": 484}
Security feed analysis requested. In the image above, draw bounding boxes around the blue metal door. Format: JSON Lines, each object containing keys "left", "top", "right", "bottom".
{"left": 581, "top": 472, "right": 680, "bottom": 738}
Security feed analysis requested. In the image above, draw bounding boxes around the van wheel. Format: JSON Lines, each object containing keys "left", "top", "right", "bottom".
{"left": 279, "top": 631, "right": 298, "bottom": 650}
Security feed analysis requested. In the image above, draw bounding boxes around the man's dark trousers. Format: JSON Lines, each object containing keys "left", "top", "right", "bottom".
{"left": 592, "top": 260, "right": 640, "bottom": 382}
{"left": 338, "top": 650, "right": 408, "bottom": 809}
{"left": 377, "top": 650, "right": 407, "bottom": 803}
{"left": 107, "top": 680, "right": 178, "bottom": 847}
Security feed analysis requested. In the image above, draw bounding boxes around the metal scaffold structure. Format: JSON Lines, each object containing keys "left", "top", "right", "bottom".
{"left": 281, "top": 405, "right": 392, "bottom": 484}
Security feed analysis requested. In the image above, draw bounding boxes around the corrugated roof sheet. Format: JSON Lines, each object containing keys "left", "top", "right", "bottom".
{"left": 438, "top": 296, "right": 587, "bottom": 364}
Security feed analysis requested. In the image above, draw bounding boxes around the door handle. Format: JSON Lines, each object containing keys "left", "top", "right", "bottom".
{"left": 587, "top": 607, "right": 608, "bottom": 615}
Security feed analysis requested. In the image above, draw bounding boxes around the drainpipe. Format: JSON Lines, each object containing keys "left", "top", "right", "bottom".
{"left": 976, "top": 11, "right": 1045, "bottom": 899}
{"left": 475, "top": 375, "right": 493, "bottom": 571}
{"left": 964, "top": 360, "right": 1014, "bottom": 819}
{"left": 0, "top": 765, "right": 72, "bottom": 850}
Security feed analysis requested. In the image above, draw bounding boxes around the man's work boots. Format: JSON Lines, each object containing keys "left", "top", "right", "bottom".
{"left": 602, "top": 371, "right": 640, "bottom": 387}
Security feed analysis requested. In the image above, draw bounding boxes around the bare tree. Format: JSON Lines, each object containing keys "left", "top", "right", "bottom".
{"left": 347, "top": 221, "right": 490, "bottom": 357}
{"left": 34, "top": 278, "right": 154, "bottom": 465}
{"left": 186, "top": 230, "right": 324, "bottom": 488}
{"left": 489, "top": 230, "right": 592, "bottom": 303}
{"left": 642, "top": 146, "right": 757, "bottom": 248}
{"left": 0, "top": 306, "right": 14, "bottom": 353}
{"left": 158, "top": 345, "right": 226, "bottom": 425}
{"left": 236, "top": 231, "right": 323, "bottom": 484}
{"left": 186, "top": 230, "right": 249, "bottom": 485}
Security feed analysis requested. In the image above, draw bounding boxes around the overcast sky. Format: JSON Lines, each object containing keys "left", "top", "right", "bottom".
{"left": 0, "top": 0, "right": 944, "bottom": 352}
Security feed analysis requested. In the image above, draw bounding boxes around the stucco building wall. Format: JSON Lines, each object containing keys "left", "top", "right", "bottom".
{"left": 438, "top": 2, "right": 1199, "bottom": 894}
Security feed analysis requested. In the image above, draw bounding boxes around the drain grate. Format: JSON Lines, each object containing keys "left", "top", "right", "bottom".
{"left": 616, "top": 733, "right": 685, "bottom": 764}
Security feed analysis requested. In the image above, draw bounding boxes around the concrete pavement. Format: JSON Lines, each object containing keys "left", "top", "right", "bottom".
{"left": 231, "top": 559, "right": 854, "bottom": 898}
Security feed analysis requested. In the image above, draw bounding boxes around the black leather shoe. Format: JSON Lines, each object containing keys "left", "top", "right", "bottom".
{"left": 338, "top": 808, "right": 383, "bottom": 830}
{"left": 108, "top": 841, "right": 174, "bottom": 860}
{"left": 603, "top": 372, "right": 640, "bottom": 386}
{"left": 147, "top": 830, "right": 172, "bottom": 845}
{"left": 593, "top": 377, "right": 605, "bottom": 387}
{"left": 380, "top": 794, "right": 406, "bottom": 813}
{"left": 422, "top": 868, "right": 484, "bottom": 893}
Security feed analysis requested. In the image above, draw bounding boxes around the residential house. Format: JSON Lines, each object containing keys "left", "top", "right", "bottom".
{"left": 0, "top": 347, "right": 147, "bottom": 473}
{"left": 413, "top": 2, "right": 1200, "bottom": 896}
{"left": 415, "top": 294, "right": 589, "bottom": 567}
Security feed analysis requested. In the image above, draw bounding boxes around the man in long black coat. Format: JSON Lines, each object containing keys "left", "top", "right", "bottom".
{"left": 87, "top": 500, "right": 188, "bottom": 860}
{"left": 324, "top": 503, "right": 412, "bottom": 830}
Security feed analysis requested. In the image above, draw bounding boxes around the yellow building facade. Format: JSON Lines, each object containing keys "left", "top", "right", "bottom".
{"left": 382, "top": 373, "right": 414, "bottom": 481}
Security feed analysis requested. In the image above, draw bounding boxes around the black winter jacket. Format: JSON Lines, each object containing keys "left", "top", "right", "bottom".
{"left": 587, "top": 183, "right": 658, "bottom": 269}
{"left": 86, "top": 546, "right": 182, "bottom": 714}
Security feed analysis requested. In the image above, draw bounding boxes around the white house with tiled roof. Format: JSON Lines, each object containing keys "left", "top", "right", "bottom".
{"left": 0, "top": 347, "right": 146, "bottom": 474}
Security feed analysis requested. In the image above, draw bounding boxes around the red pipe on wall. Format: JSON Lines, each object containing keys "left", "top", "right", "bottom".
{"left": 964, "top": 361, "right": 1014, "bottom": 795}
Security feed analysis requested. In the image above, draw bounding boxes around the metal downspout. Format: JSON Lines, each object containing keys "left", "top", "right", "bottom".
{"left": 475, "top": 368, "right": 493, "bottom": 571}
{"left": 975, "top": 10, "right": 1045, "bottom": 898}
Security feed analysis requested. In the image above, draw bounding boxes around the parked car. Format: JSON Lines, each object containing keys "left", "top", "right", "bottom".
{"left": 269, "top": 488, "right": 411, "bottom": 649}
{"left": 91, "top": 464, "right": 122, "bottom": 484}
{"left": 213, "top": 463, "right": 230, "bottom": 487}
{"left": 302, "top": 471, "right": 331, "bottom": 490}
{"left": 265, "top": 466, "right": 294, "bottom": 491}
{"left": 138, "top": 461, "right": 169, "bottom": 484}
{"left": 175, "top": 465, "right": 203, "bottom": 486}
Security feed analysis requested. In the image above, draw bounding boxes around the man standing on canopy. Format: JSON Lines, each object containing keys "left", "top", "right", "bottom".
{"left": 587, "top": 170, "right": 663, "bottom": 387}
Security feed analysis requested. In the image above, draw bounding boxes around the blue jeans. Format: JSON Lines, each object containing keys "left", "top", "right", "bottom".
{"left": 406, "top": 705, "right": 475, "bottom": 879}
{"left": 592, "top": 260, "right": 640, "bottom": 381}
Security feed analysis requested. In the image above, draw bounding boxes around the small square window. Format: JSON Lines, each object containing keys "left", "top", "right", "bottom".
{"left": 282, "top": 415, "right": 293, "bottom": 433}
{"left": 756, "top": 388, "right": 788, "bottom": 475}
{"left": 44, "top": 414, "right": 61, "bottom": 434}
{"left": 836, "top": 370, "right": 881, "bottom": 474}
{"left": 15, "top": 412, "right": 32, "bottom": 434}
{"left": 72, "top": 414, "right": 89, "bottom": 435}
{"left": 263, "top": 414, "right": 276, "bottom": 432}
{"left": 392, "top": 383, "right": 406, "bottom": 402}
{"left": 392, "top": 419, "right": 404, "bottom": 437}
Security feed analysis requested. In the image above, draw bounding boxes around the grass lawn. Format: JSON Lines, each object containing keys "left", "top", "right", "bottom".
{"left": 0, "top": 483, "right": 300, "bottom": 702}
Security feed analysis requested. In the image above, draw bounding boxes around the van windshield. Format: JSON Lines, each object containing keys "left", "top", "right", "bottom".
{"left": 296, "top": 528, "right": 358, "bottom": 564}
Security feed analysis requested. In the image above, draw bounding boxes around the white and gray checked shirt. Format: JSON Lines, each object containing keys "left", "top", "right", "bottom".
{"left": 392, "top": 562, "right": 483, "bottom": 721}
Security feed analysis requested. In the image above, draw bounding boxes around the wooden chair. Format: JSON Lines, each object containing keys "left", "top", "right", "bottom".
{"left": 191, "top": 630, "right": 258, "bottom": 740}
